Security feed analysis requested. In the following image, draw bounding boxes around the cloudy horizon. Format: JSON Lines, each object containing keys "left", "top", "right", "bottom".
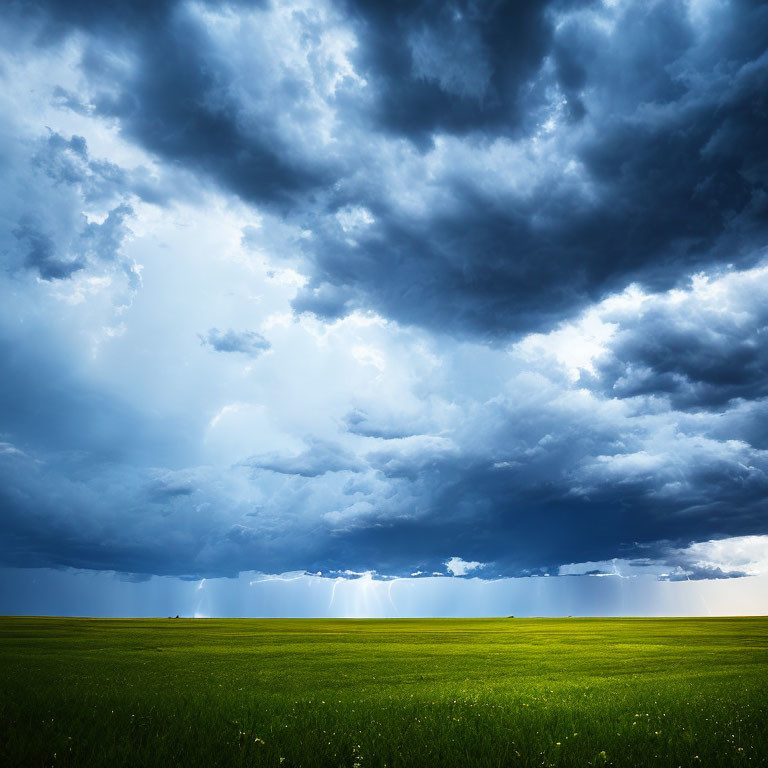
{"left": 1, "top": 0, "right": 767, "bottom": 617}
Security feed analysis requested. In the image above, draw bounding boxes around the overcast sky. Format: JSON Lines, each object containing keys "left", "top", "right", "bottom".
{"left": 1, "top": 0, "right": 767, "bottom": 617}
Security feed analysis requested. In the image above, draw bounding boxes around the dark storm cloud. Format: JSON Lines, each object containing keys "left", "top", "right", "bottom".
{"left": 307, "top": 474, "right": 764, "bottom": 579}
{"left": 200, "top": 328, "right": 271, "bottom": 357}
{"left": 703, "top": 400, "right": 768, "bottom": 452}
{"left": 0, "top": 454, "right": 229, "bottom": 576}
{"left": 21, "top": 0, "right": 768, "bottom": 337}
{"left": 339, "top": 0, "right": 577, "bottom": 142}
{"left": 89, "top": 34, "right": 331, "bottom": 211}
{"left": 310, "top": 387, "right": 768, "bottom": 577}
{"left": 592, "top": 317, "right": 768, "bottom": 410}
{"left": 2, "top": 372, "right": 767, "bottom": 578}
{"left": 0, "top": 445, "right": 356, "bottom": 577}
{"left": 298, "top": 0, "right": 768, "bottom": 337}
{"left": 26, "top": 0, "right": 332, "bottom": 210}
{"left": 585, "top": 270, "right": 768, "bottom": 410}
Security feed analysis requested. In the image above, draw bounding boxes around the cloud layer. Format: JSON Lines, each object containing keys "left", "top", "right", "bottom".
{"left": 0, "top": 0, "right": 767, "bottom": 592}
{"left": 16, "top": 0, "right": 767, "bottom": 337}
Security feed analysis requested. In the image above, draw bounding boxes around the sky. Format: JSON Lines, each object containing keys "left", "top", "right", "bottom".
{"left": 1, "top": 0, "right": 767, "bottom": 617}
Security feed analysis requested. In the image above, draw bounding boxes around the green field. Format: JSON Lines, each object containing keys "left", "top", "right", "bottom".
{"left": 1, "top": 617, "right": 766, "bottom": 767}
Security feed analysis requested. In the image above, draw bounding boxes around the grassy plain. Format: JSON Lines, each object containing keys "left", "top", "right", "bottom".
{"left": 0, "top": 617, "right": 766, "bottom": 767}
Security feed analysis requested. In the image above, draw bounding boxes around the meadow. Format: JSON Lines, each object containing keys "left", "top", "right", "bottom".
{"left": 0, "top": 617, "right": 766, "bottom": 767}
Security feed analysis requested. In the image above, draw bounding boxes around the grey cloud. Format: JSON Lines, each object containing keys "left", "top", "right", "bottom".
{"left": 299, "top": 30, "right": 768, "bottom": 337}
{"left": 51, "top": 85, "right": 93, "bottom": 115}
{"left": 80, "top": 203, "right": 133, "bottom": 263}
{"left": 200, "top": 328, "right": 271, "bottom": 357}
{"left": 78, "top": 1, "right": 332, "bottom": 211}
{"left": 366, "top": 436, "right": 459, "bottom": 481}
{"left": 11, "top": 203, "right": 133, "bottom": 282}
{"left": 341, "top": 0, "right": 571, "bottom": 142}
{"left": 35, "top": 129, "right": 182, "bottom": 208}
{"left": 3, "top": 370, "right": 768, "bottom": 578}
{"left": 33, "top": 130, "right": 124, "bottom": 203}
{"left": 12, "top": 220, "right": 84, "bottom": 280}
{"left": 343, "top": 410, "right": 416, "bottom": 440}
{"left": 1, "top": 128, "right": 145, "bottom": 286}
{"left": 147, "top": 473, "right": 197, "bottom": 501}
{"left": 586, "top": 269, "right": 768, "bottom": 410}
{"left": 659, "top": 565, "right": 749, "bottom": 582}
{"left": 244, "top": 439, "right": 365, "bottom": 477}
{"left": 292, "top": 282, "right": 359, "bottom": 322}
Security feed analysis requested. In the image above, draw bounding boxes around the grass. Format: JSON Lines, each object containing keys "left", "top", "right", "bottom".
{"left": 1, "top": 617, "right": 766, "bottom": 767}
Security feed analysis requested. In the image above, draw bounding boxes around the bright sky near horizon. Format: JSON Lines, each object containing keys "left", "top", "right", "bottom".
{"left": 1, "top": 0, "right": 767, "bottom": 616}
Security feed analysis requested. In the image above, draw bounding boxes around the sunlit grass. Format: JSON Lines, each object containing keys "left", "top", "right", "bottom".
{"left": 1, "top": 617, "right": 766, "bottom": 766}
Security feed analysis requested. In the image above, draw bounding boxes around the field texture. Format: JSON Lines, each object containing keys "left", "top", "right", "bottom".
{"left": 1, "top": 617, "right": 766, "bottom": 768}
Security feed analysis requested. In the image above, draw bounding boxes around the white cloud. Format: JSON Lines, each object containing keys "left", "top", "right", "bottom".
{"left": 671, "top": 535, "right": 768, "bottom": 578}
{"left": 445, "top": 557, "right": 485, "bottom": 577}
